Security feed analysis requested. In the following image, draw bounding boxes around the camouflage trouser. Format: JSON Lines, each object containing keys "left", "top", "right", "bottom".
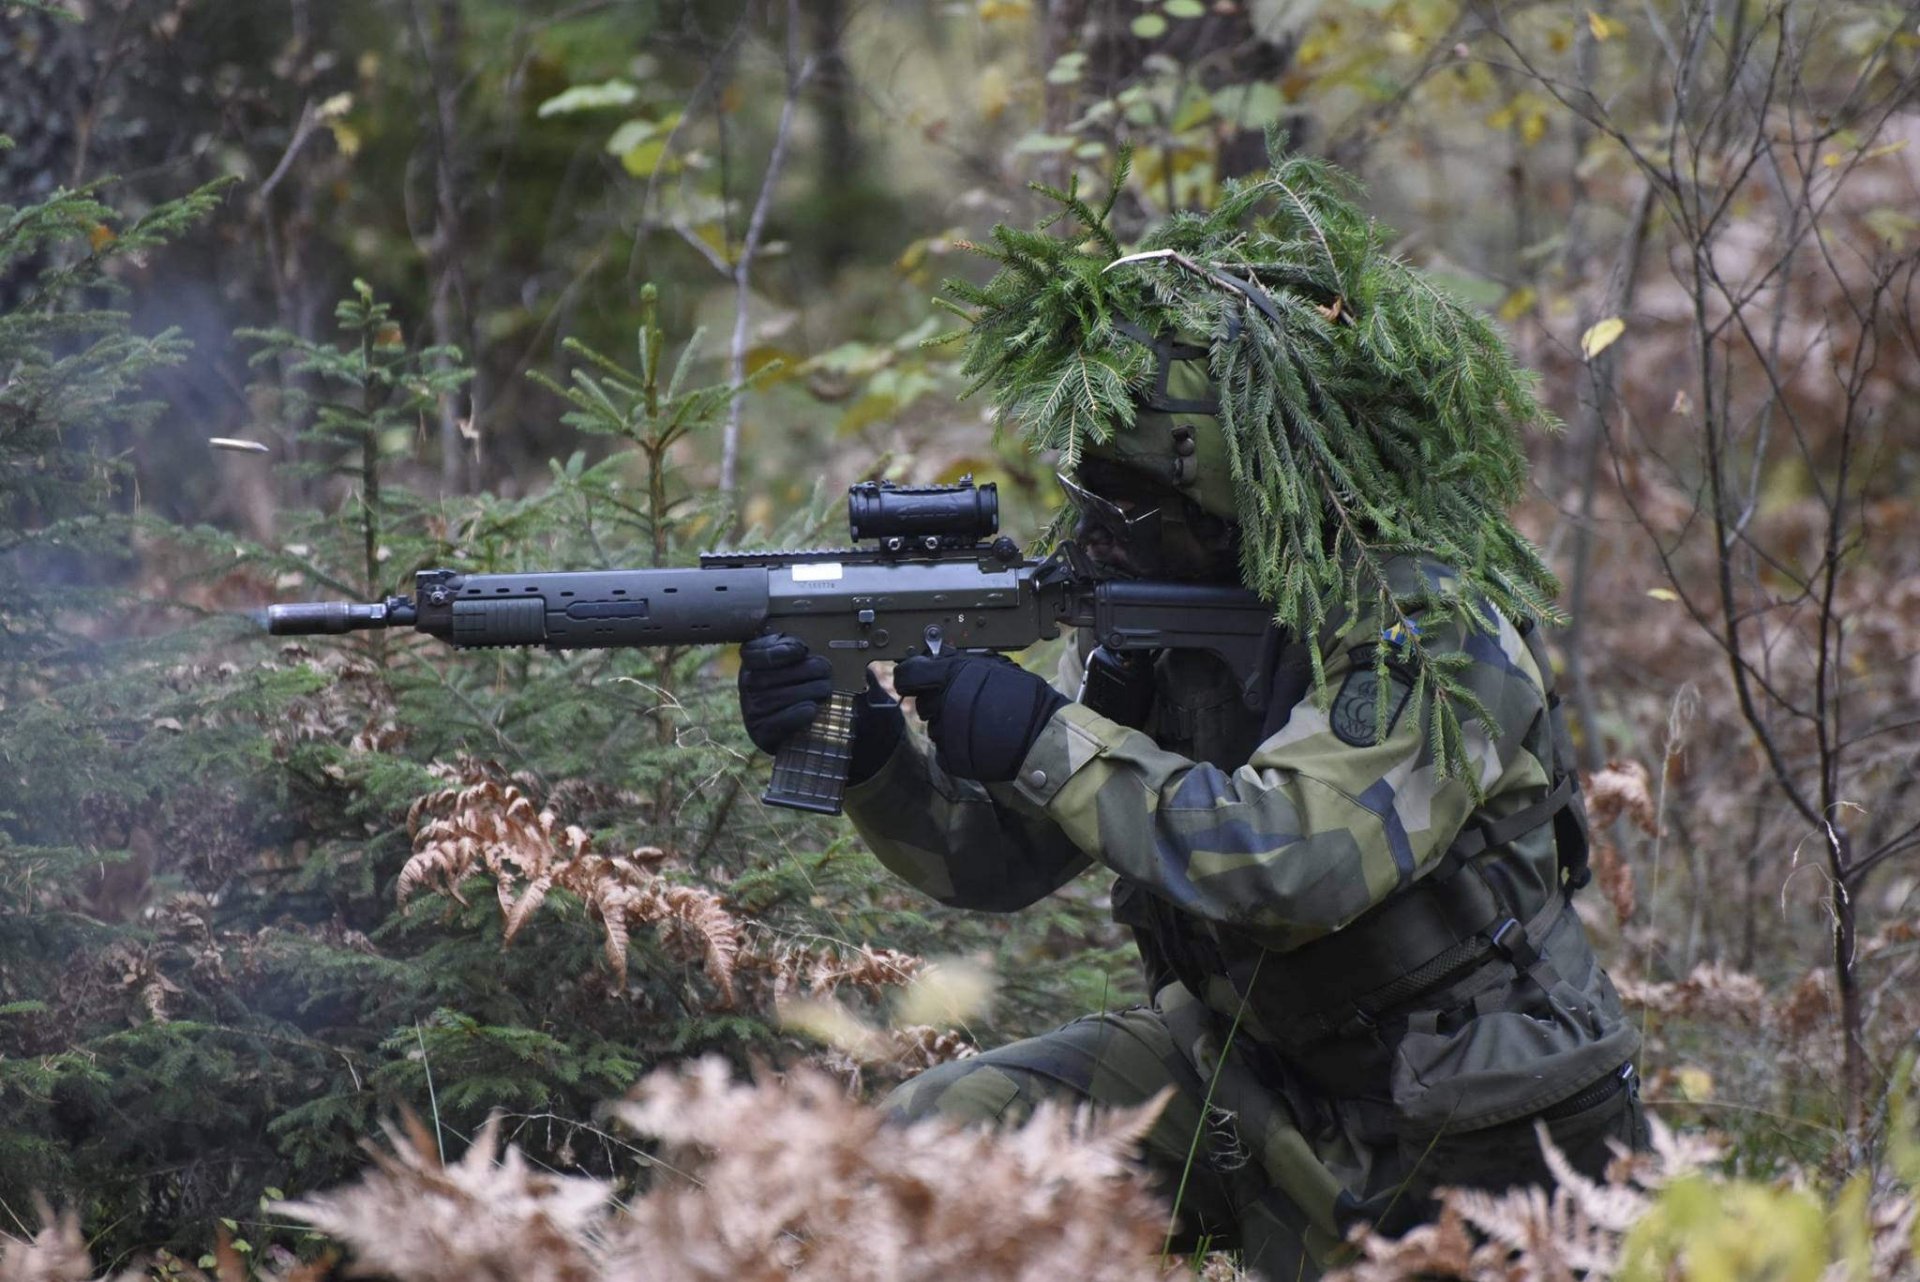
{"left": 883, "top": 1004, "right": 1648, "bottom": 1282}
{"left": 883, "top": 1005, "right": 1320, "bottom": 1280}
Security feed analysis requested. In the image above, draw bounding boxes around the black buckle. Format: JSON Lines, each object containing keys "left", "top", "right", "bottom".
{"left": 1488, "top": 917, "right": 1542, "bottom": 972}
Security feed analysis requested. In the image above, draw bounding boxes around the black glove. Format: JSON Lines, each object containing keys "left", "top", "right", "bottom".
{"left": 892, "top": 651, "right": 1069, "bottom": 783}
{"left": 738, "top": 633, "right": 903, "bottom": 786}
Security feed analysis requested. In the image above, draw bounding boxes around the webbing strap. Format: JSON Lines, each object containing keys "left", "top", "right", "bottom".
{"left": 1113, "top": 320, "right": 1220, "bottom": 415}
{"left": 1446, "top": 773, "right": 1576, "bottom": 862}
{"left": 1516, "top": 618, "right": 1595, "bottom": 894}
{"left": 1257, "top": 772, "right": 1581, "bottom": 1046}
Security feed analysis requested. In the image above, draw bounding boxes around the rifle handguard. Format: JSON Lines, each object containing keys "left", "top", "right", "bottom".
{"left": 763, "top": 691, "right": 859, "bottom": 815}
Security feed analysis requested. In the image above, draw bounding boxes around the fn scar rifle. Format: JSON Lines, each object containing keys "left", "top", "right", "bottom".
{"left": 267, "top": 478, "right": 1275, "bottom": 816}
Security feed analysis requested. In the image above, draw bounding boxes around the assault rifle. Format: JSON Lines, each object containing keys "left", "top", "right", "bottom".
{"left": 267, "top": 478, "right": 1275, "bottom": 816}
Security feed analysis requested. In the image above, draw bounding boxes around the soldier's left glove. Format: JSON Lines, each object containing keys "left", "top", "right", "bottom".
{"left": 891, "top": 652, "right": 1068, "bottom": 783}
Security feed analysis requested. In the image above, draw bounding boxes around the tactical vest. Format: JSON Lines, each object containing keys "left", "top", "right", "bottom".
{"left": 1100, "top": 624, "right": 1607, "bottom": 1105}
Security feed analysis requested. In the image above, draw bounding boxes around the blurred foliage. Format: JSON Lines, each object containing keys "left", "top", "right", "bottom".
{"left": 0, "top": 264, "right": 1136, "bottom": 1258}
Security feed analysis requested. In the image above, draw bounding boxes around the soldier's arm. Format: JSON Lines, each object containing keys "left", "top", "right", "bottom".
{"left": 1007, "top": 613, "right": 1554, "bottom": 947}
{"left": 840, "top": 640, "right": 1094, "bottom": 912}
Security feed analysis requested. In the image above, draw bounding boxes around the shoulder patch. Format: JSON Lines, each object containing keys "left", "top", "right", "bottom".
{"left": 1330, "top": 665, "right": 1414, "bottom": 748}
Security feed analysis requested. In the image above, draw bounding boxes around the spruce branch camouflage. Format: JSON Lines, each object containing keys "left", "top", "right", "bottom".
{"left": 938, "top": 144, "right": 1566, "bottom": 779}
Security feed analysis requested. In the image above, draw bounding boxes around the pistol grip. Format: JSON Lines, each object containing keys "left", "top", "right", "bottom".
{"left": 762, "top": 691, "right": 857, "bottom": 815}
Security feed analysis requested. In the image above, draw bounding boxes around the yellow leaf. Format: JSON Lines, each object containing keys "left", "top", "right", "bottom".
{"left": 1521, "top": 109, "right": 1547, "bottom": 148}
{"left": 744, "top": 346, "right": 795, "bottom": 382}
{"left": 892, "top": 957, "right": 995, "bottom": 1027}
{"left": 1497, "top": 286, "right": 1537, "bottom": 322}
{"left": 688, "top": 221, "right": 733, "bottom": 264}
{"left": 619, "top": 137, "right": 671, "bottom": 178}
{"left": 1674, "top": 1065, "right": 1714, "bottom": 1100}
{"left": 976, "top": 64, "right": 1011, "bottom": 122}
{"left": 1646, "top": 587, "right": 1679, "bottom": 602}
{"left": 777, "top": 997, "right": 884, "bottom": 1059}
{"left": 87, "top": 222, "right": 115, "bottom": 251}
{"left": 977, "top": 0, "right": 1030, "bottom": 20}
{"left": 1828, "top": 138, "right": 1909, "bottom": 168}
{"left": 1587, "top": 10, "right": 1627, "bottom": 40}
{"left": 1580, "top": 316, "right": 1626, "bottom": 360}
{"left": 328, "top": 121, "right": 362, "bottom": 159}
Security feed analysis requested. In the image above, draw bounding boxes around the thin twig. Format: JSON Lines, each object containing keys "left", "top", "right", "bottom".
{"left": 416, "top": 1021, "right": 446, "bottom": 1166}
{"left": 720, "top": 0, "right": 819, "bottom": 500}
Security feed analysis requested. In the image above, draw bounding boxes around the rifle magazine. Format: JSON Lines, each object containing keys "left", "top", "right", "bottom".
{"left": 763, "top": 691, "right": 858, "bottom": 815}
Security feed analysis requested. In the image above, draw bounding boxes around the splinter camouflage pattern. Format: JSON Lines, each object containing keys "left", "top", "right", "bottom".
{"left": 844, "top": 555, "right": 1644, "bottom": 1279}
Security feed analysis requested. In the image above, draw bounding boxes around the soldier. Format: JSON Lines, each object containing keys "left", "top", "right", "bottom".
{"left": 736, "top": 155, "right": 1645, "bottom": 1277}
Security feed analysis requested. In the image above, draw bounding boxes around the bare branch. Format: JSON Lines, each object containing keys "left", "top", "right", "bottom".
{"left": 720, "top": 0, "right": 819, "bottom": 501}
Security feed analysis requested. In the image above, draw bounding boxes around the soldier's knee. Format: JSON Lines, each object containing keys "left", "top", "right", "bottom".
{"left": 882, "top": 1061, "right": 1034, "bottom": 1129}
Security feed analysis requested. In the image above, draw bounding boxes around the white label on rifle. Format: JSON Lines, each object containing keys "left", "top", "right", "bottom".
{"left": 792, "top": 562, "right": 844, "bottom": 582}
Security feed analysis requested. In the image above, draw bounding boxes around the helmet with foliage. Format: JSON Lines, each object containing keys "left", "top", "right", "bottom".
{"left": 937, "top": 145, "right": 1565, "bottom": 770}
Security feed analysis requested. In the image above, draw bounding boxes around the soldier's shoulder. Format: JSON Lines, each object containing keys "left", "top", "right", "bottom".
{"left": 1331, "top": 556, "right": 1546, "bottom": 689}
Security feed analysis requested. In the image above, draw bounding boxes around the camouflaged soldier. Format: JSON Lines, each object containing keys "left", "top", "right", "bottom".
{"left": 737, "top": 157, "right": 1646, "bottom": 1278}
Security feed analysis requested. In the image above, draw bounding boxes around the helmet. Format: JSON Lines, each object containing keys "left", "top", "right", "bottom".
{"left": 1053, "top": 325, "right": 1242, "bottom": 581}
{"left": 1078, "top": 325, "right": 1240, "bottom": 524}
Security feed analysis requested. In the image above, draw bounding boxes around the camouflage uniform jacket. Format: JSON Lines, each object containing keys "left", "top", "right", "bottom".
{"left": 843, "top": 556, "right": 1639, "bottom": 1246}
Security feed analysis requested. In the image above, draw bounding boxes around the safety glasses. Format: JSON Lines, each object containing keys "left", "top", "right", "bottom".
{"left": 1054, "top": 470, "right": 1168, "bottom": 579}
{"left": 1054, "top": 470, "right": 1163, "bottom": 536}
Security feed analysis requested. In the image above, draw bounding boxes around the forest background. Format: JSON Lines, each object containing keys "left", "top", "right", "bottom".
{"left": 3, "top": 0, "right": 1920, "bottom": 1278}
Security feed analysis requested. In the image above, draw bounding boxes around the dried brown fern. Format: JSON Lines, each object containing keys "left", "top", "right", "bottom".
{"left": 886, "top": 1024, "right": 982, "bottom": 1073}
{"left": 1581, "top": 760, "right": 1657, "bottom": 925}
{"left": 0, "top": 1202, "right": 97, "bottom": 1282}
{"left": 400, "top": 760, "right": 742, "bottom": 1001}
{"left": 274, "top": 1114, "right": 609, "bottom": 1282}
{"left": 573, "top": 852, "right": 741, "bottom": 1000}
{"left": 605, "top": 1058, "right": 1174, "bottom": 1282}
{"left": 268, "top": 645, "right": 402, "bottom": 758}
{"left": 1614, "top": 961, "right": 1772, "bottom": 1025}
{"left": 1327, "top": 1117, "right": 1722, "bottom": 1282}
{"left": 260, "top": 1060, "right": 1183, "bottom": 1282}
{"left": 733, "top": 938, "right": 925, "bottom": 1003}
{"left": 1584, "top": 760, "right": 1658, "bottom": 836}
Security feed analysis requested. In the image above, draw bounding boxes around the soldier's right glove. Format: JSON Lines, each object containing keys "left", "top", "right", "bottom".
{"left": 892, "top": 651, "right": 1068, "bottom": 783}
{"left": 737, "top": 632, "right": 903, "bottom": 786}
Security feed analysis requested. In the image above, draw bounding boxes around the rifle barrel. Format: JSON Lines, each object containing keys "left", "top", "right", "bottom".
{"left": 266, "top": 601, "right": 411, "bottom": 635}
